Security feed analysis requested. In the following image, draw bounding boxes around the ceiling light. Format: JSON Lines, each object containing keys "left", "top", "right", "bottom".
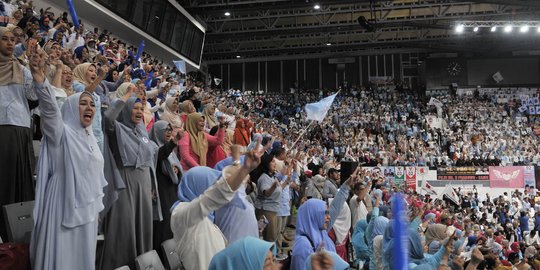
{"left": 314, "top": 4, "right": 320, "bottom": 10}
{"left": 326, "top": 42, "right": 332, "bottom": 46}
{"left": 491, "top": 26, "right": 497, "bottom": 32}
{"left": 236, "top": 55, "right": 241, "bottom": 58}
{"left": 520, "top": 25, "right": 529, "bottom": 32}
{"left": 455, "top": 24, "right": 464, "bottom": 33}
{"left": 224, "top": 11, "right": 231, "bottom": 16}
{"left": 504, "top": 25, "right": 512, "bottom": 32}
{"left": 473, "top": 27, "right": 479, "bottom": 32}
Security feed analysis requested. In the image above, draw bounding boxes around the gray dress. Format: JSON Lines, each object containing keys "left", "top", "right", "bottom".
{"left": 99, "top": 98, "right": 157, "bottom": 270}
{"left": 30, "top": 82, "right": 107, "bottom": 270}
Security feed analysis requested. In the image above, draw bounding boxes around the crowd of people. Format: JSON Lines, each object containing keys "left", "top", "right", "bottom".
{"left": 2, "top": 1, "right": 540, "bottom": 270}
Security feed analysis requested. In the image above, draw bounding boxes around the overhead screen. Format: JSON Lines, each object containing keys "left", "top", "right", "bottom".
{"left": 96, "top": 0, "right": 205, "bottom": 65}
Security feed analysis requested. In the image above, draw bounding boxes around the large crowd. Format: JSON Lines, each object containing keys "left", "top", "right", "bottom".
{"left": 2, "top": 1, "right": 540, "bottom": 270}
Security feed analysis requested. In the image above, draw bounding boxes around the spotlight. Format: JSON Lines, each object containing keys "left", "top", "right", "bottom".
{"left": 520, "top": 25, "right": 529, "bottom": 33}
{"left": 473, "top": 27, "right": 479, "bottom": 32}
{"left": 504, "top": 25, "right": 512, "bottom": 32}
{"left": 326, "top": 42, "right": 332, "bottom": 46}
{"left": 314, "top": 4, "right": 320, "bottom": 9}
{"left": 538, "top": 26, "right": 540, "bottom": 33}
{"left": 224, "top": 11, "right": 231, "bottom": 16}
{"left": 236, "top": 55, "right": 241, "bottom": 58}
{"left": 491, "top": 26, "right": 497, "bottom": 32}
{"left": 455, "top": 24, "right": 464, "bottom": 33}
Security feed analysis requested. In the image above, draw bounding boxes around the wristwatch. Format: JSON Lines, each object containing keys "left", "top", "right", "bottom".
{"left": 233, "top": 160, "right": 241, "bottom": 166}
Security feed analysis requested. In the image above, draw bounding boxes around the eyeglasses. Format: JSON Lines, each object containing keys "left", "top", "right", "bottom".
{"left": 165, "top": 126, "right": 173, "bottom": 132}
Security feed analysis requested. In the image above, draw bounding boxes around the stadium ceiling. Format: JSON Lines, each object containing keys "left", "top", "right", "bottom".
{"left": 177, "top": 0, "right": 540, "bottom": 63}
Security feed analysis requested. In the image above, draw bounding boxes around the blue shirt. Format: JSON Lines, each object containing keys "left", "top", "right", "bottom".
{"left": 0, "top": 65, "right": 35, "bottom": 127}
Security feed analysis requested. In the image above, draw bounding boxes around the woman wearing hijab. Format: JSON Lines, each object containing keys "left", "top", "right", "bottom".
{"left": 29, "top": 54, "right": 107, "bottom": 270}
{"left": 161, "top": 96, "right": 183, "bottom": 130}
{"left": 234, "top": 119, "right": 250, "bottom": 147}
{"left": 408, "top": 227, "right": 447, "bottom": 269}
{"left": 72, "top": 63, "right": 106, "bottom": 151}
{"left": 209, "top": 236, "right": 280, "bottom": 270}
{"left": 424, "top": 223, "right": 448, "bottom": 248}
{"left": 149, "top": 120, "right": 183, "bottom": 250}
{"left": 171, "top": 146, "right": 263, "bottom": 270}
{"left": 178, "top": 112, "right": 225, "bottom": 171}
{"left": 292, "top": 170, "right": 355, "bottom": 270}
{"left": 291, "top": 199, "right": 348, "bottom": 270}
{"left": 99, "top": 89, "right": 160, "bottom": 270}
{"left": 203, "top": 103, "right": 218, "bottom": 131}
{"left": 179, "top": 100, "right": 195, "bottom": 124}
{"left": 352, "top": 220, "right": 369, "bottom": 264}
{"left": 0, "top": 26, "right": 36, "bottom": 242}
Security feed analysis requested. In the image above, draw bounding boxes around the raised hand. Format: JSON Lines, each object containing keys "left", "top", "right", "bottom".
{"left": 30, "top": 48, "right": 48, "bottom": 84}
{"left": 243, "top": 140, "right": 263, "bottom": 172}
{"left": 310, "top": 252, "right": 334, "bottom": 270}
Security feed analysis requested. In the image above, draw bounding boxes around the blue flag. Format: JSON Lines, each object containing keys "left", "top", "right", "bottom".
{"left": 173, "top": 60, "right": 186, "bottom": 74}
{"left": 134, "top": 40, "right": 145, "bottom": 68}
{"left": 392, "top": 193, "right": 408, "bottom": 270}
{"left": 304, "top": 92, "right": 338, "bottom": 122}
{"left": 66, "top": 0, "right": 80, "bottom": 29}
{"left": 144, "top": 70, "right": 154, "bottom": 90}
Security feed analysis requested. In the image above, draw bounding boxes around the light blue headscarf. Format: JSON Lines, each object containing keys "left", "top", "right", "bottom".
{"left": 408, "top": 227, "right": 426, "bottom": 261}
{"left": 170, "top": 166, "right": 221, "bottom": 218}
{"left": 370, "top": 216, "right": 389, "bottom": 246}
{"left": 352, "top": 220, "right": 369, "bottom": 260}
{"left": 208, "top": 236, "right": 274, "bottom": 270}
{"left": 292, "top": 199, "right": 336, "bottom": 270}
{"left": 382, "top": 220, "right": 394, "bottom": 269}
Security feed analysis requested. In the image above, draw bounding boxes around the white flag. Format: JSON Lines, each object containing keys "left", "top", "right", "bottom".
{"left": 305, "top": 93, "right": 338, "bottom": 122}
{"left": 427, "top": 97, "right": 443, "bottom": 108}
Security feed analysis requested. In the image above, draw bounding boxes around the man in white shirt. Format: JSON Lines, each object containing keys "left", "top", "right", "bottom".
{"left": 349, "top": 181, "right": 372, "bottom": 227}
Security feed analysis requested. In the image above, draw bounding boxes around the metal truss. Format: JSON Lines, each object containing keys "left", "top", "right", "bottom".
{"left": 181, "top": 0, "right": 540, "bottom": 61}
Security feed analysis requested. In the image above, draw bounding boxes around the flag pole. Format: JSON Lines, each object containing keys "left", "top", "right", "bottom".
{"left": 291, "top": 120, "right": 315, "bottom": 149}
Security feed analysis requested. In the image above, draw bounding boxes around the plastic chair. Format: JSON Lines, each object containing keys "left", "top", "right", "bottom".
{"left": 135, "top": 250, "right": 165, "bottom": 270}
{"left": 161, "top": 239, "right": 181, "bottom": 270}
{"left": 2, "top": 201, "right": 35, "bottom": 243}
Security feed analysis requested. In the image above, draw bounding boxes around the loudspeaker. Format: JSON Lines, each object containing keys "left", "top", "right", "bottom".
{"left": 340, "top": 161, "right": 359, "bottom": 183}
{"left": 357, "top": 16, "right": 376, "bottom": 32}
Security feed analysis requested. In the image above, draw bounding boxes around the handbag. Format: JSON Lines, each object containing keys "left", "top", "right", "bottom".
{"left": 0, "top": 243, "right": 30, "bottom": 270}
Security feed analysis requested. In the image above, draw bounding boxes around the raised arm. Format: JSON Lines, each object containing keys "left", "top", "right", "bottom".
{"left": 30, "top": 49, "right": 64, "bottom": 145}
{"left": 206, "top": 126, "right": 225, "bottom": 147}
{"left": 171, "top": 144, "right": 262, "bottom": 228}
{"left": 103, "top": 86, "right": 133, "bottom": 135}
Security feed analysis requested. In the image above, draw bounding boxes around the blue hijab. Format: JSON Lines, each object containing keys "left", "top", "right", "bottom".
{"left": 292, "top": 199, "right": 336, "bottom": 270}
{"left": 171, "top": 166, "right": 221, "bottom": 216}
{"left": 370, "top": 216, "right": 389, "bottom": 247}
{"left": 382, "top": 221, "right": 394, "bottom": 269}
{"left": 208, "top": 236, "right": 274, "bottom": 270}
{"left": 295, "top": 199, "right": 336, "bottom": 251}
{"left": 408, "top": 228, "right": 425, "bottom": 260}
{"left": 352, "top": 220, "right": 369, "bottom": 260}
